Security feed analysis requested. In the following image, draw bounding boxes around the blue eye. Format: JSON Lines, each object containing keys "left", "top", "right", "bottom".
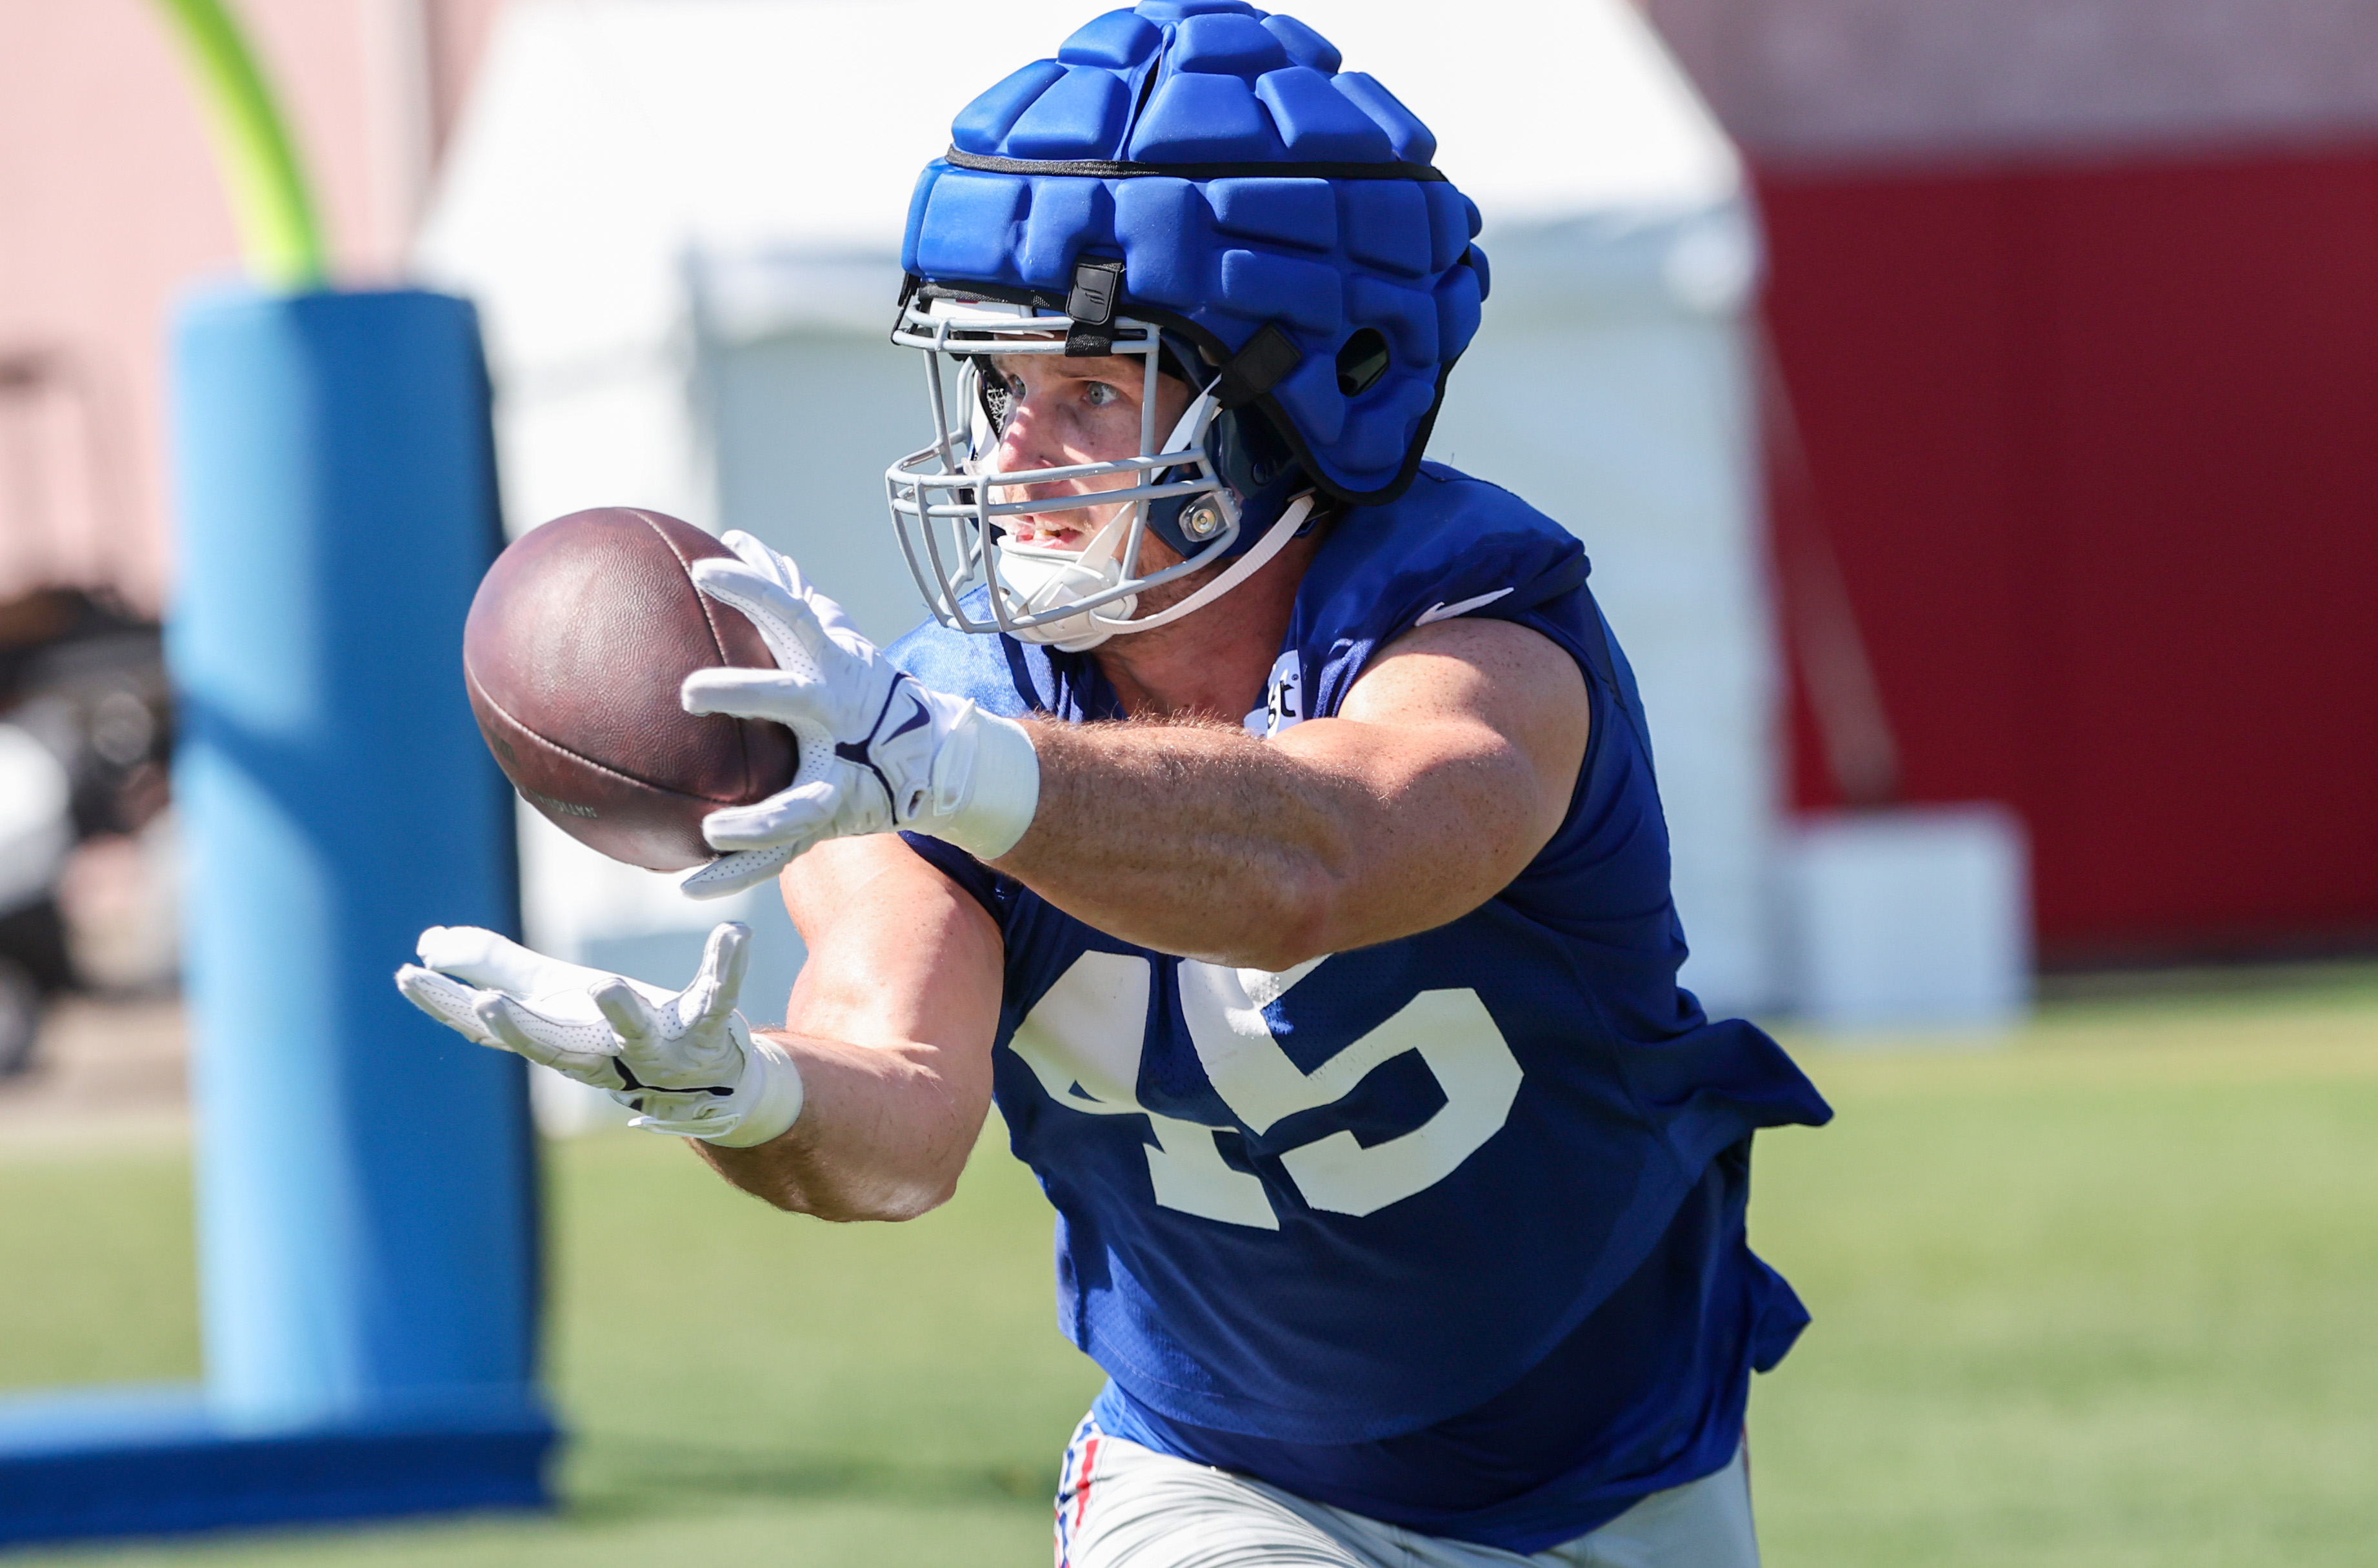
{"left": 1084, "top": 382, "right": 1119, "bottom": 408}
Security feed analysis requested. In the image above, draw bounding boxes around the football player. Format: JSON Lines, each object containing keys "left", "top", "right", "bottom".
{"left": 399, "top": 5, "right": 1831, "bottom": 1563}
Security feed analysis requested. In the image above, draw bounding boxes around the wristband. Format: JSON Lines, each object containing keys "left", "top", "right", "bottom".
{"left": 628, "top": 1027, "right": 806, "bottom": 1147}
{"left": 698, "top": 1034, "right": 806, "bottom": 1147}
{"left": 930, "top": 706, "right": 1040, "bottom": 860}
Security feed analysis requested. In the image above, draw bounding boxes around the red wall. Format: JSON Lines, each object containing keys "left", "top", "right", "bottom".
{"left": 1757, "top": 144, "right": 2378, "bottom": 964}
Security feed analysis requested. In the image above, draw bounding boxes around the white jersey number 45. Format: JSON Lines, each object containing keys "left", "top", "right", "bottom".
{"left": 1008, "top": 953, "right": 1524, "bottom": 1229}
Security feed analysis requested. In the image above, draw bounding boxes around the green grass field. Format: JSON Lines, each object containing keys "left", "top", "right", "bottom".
{"left": 3, "top": 971, "right": 2374, "bottom": 1565}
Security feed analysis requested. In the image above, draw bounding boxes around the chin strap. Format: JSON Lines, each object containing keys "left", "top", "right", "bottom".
{"left": 1092, "top": 493, "right": 1315, "bottom": 639}
{"left": 997, "top": 517, "right": 1141, "bottom": 651}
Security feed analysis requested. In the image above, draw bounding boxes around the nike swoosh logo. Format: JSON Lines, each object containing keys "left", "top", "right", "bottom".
{"left": 1415, "top": 588, "right": 1515, "bottom": 626}
{"left": 884, "top": 693, "right": 932, "bottom": 743}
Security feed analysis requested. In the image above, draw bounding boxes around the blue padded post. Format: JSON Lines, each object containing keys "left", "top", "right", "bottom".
{"left": 165, "top": 289, "right": 552, "bottom": 1468}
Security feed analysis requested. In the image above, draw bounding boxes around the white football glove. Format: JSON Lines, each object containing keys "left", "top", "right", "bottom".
{"left": 675, "top": 531, "right": 1040, "bottom": 899}
{"left": 394, "top": 922, "right": 804, "bottom": 1147}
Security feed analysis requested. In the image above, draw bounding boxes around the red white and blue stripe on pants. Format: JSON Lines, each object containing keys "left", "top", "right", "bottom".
{"left": 1054, "top": 1415, "right": 1105, "bottom": 1567}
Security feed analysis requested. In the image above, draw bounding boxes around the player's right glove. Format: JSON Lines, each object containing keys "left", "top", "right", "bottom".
{"left": 675, "top": 532, "right": 1041, "bottom": 899}
{"left": 394, "top": 921, "right": 804, "bottom": 1147}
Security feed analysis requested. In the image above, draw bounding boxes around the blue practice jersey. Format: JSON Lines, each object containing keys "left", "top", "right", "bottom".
{"left": 887, "top": 463, "right": 1830, "bottom": 1547}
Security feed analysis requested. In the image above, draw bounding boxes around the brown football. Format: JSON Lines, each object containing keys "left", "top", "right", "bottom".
{"left": 463, "top": 507, "right": 795, "bottom": 871}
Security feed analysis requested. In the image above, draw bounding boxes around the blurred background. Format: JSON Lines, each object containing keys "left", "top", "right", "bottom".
{"left": 0, "top": 1, "right": 2372, "bottom": 1564}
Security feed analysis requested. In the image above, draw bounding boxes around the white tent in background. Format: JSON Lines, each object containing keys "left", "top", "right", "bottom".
{"left": 418, "top": 0, "right": 1781, "bottom": 1089}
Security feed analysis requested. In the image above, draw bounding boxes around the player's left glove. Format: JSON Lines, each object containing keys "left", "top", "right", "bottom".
{"left": 675, "top": 531, "right": 1040, "bottom": 899}
{"left": 394, "top": 921, "right": 804, "bottom": 1147}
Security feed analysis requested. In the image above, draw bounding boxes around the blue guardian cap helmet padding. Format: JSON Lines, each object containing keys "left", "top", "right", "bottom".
{"left": 884, "top": 1, "right": 1490, "bottom": 651}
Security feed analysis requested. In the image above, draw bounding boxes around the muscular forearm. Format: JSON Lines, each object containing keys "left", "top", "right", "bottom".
{"left": 997, "top": 718, "right": 1349, "bottom": 967}
{"left": 693, "top": 1030, "right": 985, "bottom": 1220}
{"left": 692, "top": 840, "right": 1004, "bottom": 1221}
{"left": 993, "top": 714, "right": 1523, "bottom": 969}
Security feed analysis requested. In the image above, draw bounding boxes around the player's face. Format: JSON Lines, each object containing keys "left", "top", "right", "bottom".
{"left": 983, "top": 352, "right": 1194, "bottom": 553}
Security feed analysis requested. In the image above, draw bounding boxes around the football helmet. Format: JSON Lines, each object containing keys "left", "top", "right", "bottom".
{"left": 884, "top": 1, "right": 1489, "bottom": 650}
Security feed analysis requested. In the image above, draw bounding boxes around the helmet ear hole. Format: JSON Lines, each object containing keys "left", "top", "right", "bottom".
{"left": 1335, "top": 328, "right": 1390, "bottom": 397}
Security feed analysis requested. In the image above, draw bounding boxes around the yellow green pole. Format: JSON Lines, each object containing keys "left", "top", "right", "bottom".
{"left": 148, "top": 0, "right": 327, "bottom": 291}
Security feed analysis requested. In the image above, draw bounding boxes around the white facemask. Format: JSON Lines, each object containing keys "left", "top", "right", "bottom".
{"left": 888, "top": 294, "right": 1244, "bottom": 646}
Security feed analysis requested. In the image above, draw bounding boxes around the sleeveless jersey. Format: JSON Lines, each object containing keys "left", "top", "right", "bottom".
{"left": 886, "top": 463, "right": 1830, "bottom": 1540}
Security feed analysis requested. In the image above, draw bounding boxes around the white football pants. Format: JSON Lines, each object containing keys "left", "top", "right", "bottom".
{"left": 1054, "top": 1423, "right": 1759, "bottom": 1568}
